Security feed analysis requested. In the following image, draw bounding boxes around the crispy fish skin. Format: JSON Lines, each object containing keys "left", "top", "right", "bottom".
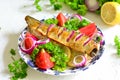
{"left": 25, "top": 16, "right": 99, "bottom": 55}
{"left": 25, "top": 16, "right": 40, "bottom": 31}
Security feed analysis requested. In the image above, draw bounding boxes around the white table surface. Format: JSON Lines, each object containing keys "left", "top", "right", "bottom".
{"left": 1, "top": 0, "right": 120, "bottom": 80}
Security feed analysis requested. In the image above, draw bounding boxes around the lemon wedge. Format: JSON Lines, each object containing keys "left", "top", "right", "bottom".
{"left": 101, "top": 2, "right": 120, "bottom": 25}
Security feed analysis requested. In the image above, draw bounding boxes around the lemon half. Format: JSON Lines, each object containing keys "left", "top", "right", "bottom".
{"left": 101, "top": 2, "right": 120, "bottom": 25}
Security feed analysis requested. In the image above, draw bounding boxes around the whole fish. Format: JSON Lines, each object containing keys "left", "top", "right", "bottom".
{"left": 25, "top": 16, "right": 99, "bottom": 56}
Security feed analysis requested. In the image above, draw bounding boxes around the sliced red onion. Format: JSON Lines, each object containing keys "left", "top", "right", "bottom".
{"left": 83, "top": 38, "right": 92, "bottom": 46}
{"left": 58, "top": 27, "right": 63, "bottom": 37}
{"left": 70, "top": 14, "right": 82, "bottom": 21}
{"left": 67, "top": 31, "right": 75, "bottom": 42}
{"left": 85, "top": 0, "right": 100, "bottom": 11}
{"left": 58, "top": 27, "right": 66, "bottom": 37}
{"left": 97, "top": 31, "right": 103, "bottom": 37}
{"left": 75, "top": 33, "right": 84, "bottom": 41}
{"left": 36, "top": 38, "right": 50, "bottom": 45}
{"left": 19, "top": 37, "right": 50, "bottom": 54}
{"left": 73, "top": 55, "right": 86, "bottom": 67}
{"left": 47, "top": 24, "right": 55, "bottom": 35}
{"left": 73, "top": 14, "right": 82, "bottom": 21}
{"left": 19, "top": 37, "right": 36, "bottom": 54}
{"left": 100, "top": 40, "right": 105, "bottom": 46}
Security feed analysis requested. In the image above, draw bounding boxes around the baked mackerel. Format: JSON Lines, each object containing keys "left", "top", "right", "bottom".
{"left": 25, "top": 16, "right": 99, "bottom": 56}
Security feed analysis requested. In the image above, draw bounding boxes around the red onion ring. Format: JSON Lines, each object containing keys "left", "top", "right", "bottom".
{"left": 100, "top": 40, "right": 105, "bottom": 46}
{"left": 70, "top": 14, "right": 82, "bottom": 21}
{"left": 67, "top": 31, "right": 75, "bottom": 42}
{"left": 58, "top": 27, "right": 66, "bottom": 37}
{"left": 47, "top": 24, "right": 55, "bottom": 34}
{"left": 83, "top": 38, "right": 92, "bottom": 46}
{"left": 19, "top": 37, "right": 36, "bottom": 54}
{"left": 75, "top": 33, "right": 84, "bottom": 41}
{"left": 73, "top": 55, "right": 86, "bottom": 67}
{"left": 36, "top": 38, "right": 50, "bottom": 45}
{"left": 73, "top": 14, "right": 82, "bottom": 21}
{"left": 97, "top": 31, "right": 103, "bottom": 37}
{"left": 85, "top": 0, "right": 100, "bottom": 11}
{"left": 19, "top": 37, "right": 50, "bottom": 54}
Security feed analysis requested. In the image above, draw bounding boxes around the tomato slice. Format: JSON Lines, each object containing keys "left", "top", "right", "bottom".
{"left": 79, "top": 23, "right": 97, "bottom": 37}
{"left": 25, "top": 32, "right": 38, "bottom": 40}
{"left": 24, "top": 37, "right": 34, "bottom": 49}
{"left": 56, "top": 12, "right": 67, "bottom": 26}
{"left": 35, "top": 49, "right": 54, "bottom": 70}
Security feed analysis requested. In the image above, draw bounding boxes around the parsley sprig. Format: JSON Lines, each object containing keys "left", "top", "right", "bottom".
{"left": 8, "top": 49, "right": 28, "bottom": 80}
{"left": 114, "top": 36, "right": 120, "bottom": 56}
{"left": 34, "top": 0, "right": 42, "bottom": 11}
{"left": 44, "top": 18, "right": 58, "bottom": 25}
{"left": 64, "top": 18, "right": 90, "bottom": 31}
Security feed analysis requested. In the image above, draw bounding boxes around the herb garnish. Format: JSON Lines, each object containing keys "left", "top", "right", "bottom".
{"left": 44, "top": 18, "right": 58, "bottom": 25}
{"left": 8, "top": 49, "right": 28, "bottom": 80}
{"left": 114, "top": 36, "right": 120, "bottom": 56}
{"left": 64, "top": 18, "right": 90, "bottom": 31}
{"left": 34, "top": 0, "right": 41, "bottom": 11}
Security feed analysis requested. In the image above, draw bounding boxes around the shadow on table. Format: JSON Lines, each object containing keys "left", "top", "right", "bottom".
{"left": 27, "top": 67, "right": 78, "bottom": 80}
{"left": 2, "top": 32, "right": 20, "bottom": 76}
{"left": 19, "top": 4, "right": 38, "bottom": 15}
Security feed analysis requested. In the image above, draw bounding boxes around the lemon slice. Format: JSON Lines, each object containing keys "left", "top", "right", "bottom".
{"left": 62, "top": 46, "right": 71, "bottom": 59}
{"left": 101, "top": 2, "right": 120, "bottom": 25}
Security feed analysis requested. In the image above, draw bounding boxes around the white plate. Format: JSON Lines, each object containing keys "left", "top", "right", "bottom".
{"left": 18, "top": 15, "right": 105, "bottom": 76}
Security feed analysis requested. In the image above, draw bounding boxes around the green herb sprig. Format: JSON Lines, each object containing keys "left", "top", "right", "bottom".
{"left": 64, "top": 18, "right": 90, "bottom": 31}
{"left": 44, "top": 18, "right": 58, "bottom": 25}
{"left": 37, "top": 42, "right": 68, "bottom": 72}
{"left": 30, "top": 47, "right": 39, "bottom": 61}
{"left": 8, "top": 49, "right": 28, "bottom": 80}
{"left": 34, "top": 0, "right": 42, "bottom": 11}
{"left": 114, "top": 36, "right": 120, "bottom": 56}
